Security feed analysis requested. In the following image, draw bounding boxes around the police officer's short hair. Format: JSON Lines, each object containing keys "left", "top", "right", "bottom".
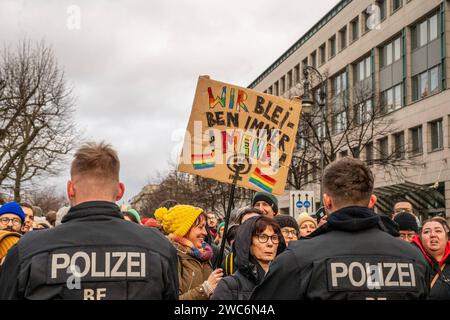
{"left": 323, "top": 157, "right": 374, "bottom": 205}
{"left": 71, "top": 142, "right": 120, "bottom": 181}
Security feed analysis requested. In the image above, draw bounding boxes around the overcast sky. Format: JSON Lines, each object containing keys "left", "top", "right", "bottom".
{"left": 0, "top": 0, "right": 338, "bottom": 205}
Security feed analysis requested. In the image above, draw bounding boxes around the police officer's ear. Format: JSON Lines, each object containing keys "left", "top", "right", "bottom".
{"left": 368, "top": 194, "right": 377, "bottom": 209}
{"left": 67, "top": 180, "right": 76, "bottom": 200}
{"left": 323, "top": 193, "right": 333, "bottom": 212}
{"left": 115, "top": 182, "right": 125, "bottom": 201}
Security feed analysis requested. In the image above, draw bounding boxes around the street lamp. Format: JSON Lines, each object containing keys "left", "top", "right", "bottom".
{"left": 301, "top": 66, "right": 327, "bottom": 207}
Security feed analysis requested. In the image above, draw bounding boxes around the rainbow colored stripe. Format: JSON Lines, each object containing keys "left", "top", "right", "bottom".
{"left": 249, "top": 167, "right": 276, "bottom": 193}
{"left": 192, "top": 153, "right": 215, "bottom": 170}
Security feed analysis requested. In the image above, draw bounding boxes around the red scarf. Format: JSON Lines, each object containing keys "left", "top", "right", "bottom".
{"left": 412, "top": 235, "right": 450, "bottom": 267}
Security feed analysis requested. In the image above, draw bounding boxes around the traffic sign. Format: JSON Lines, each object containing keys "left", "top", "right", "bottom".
{"left": 296, "top": 201, "right": 303, "bottom": 208}
{"left": 304, "top": 200, "right": 311, "bottom": 209}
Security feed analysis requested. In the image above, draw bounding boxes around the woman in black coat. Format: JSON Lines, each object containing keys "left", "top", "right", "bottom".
{"left": 211, "top": 216, "right": 285, "bottom": 300}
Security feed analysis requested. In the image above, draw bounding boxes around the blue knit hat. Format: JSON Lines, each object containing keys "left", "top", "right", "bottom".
{"left": 0, "top": 201, "right": 26, "bottom": 222}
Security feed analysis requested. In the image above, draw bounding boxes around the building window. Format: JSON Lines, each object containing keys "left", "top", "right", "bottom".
{"left": 329, "top": 35, "right": 336, "bottom": 58}
{"left": 354, "top": 99, "right": 373, "bottom": 125}
{"left": 412, "top": 13, "right": 439, "bottom": 50}
{"left": 294, "top": 64, "right": 300, "bottom": 84}
{"left": 379, "top": 137, "right": 389, "bottom": 162}
{"left": 392, "top": 0, "right": 402, "bottom": 12}
{"left": 430, "top": 119, "right": 443, "bottom": 151}
{"left": 355, "top": 56, "right": 372, "bottom": 82}
{"left": 274, "top": 81, "right": 279, "bottom": 96}
{"left": 319, "top": 43, "right": 326, "bottom": 66}
{"left": 363, "top": 10, "right": 371, "bottom": 33}
{"left": 376, "top": 0, "right": 387, "bottom": 21}
{"left": 287, "top": 71, "right": 292, "bottom": 91}
{"left": 317, "top": 122, "right": 326, "bottom": 140}
{"left": 351, "top": 17, "right": 359, "bottom": 42}
{"left": 302, "top": 58, "right": 308, "bottom": 75}
{"left": 381, "top": 83, "right": 402, "bottom": 112}
{"left": 332, "top": 71, "right": 347, "bottom": 96}
{"left": 280, "top": 76, "right": 285, "bottom": 95}
{"left": 333, "top": 111, "right": 348, "bottom": 134}
{"left": 381, "top": 37, "right": 401, "bottom": 68}
{"left": 412, "top": 66, "right": 440, "bottom": 101}
{"left": 339, "top": 26, "right": 347, "bottom": 51}
{"left": 311, "top": 51, "right": 317, "bottom": 68}
{"left": 267, "top": 86, "right": 272, "bottom": 95}
{"left": 366, "top": 142, "right": 374, "bottom": 165}
{"left": 410, "top": 126, "right": 423, "bottom": 156}
{"left": 394, "top": 132, "right": 405, "bottom": 159}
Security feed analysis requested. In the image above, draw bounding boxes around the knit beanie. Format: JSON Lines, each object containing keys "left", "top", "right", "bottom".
{"left": 0, "top": 201, "right": 26, "bottom": 222}
{"left": 126, "top": 209, "right": 142, "bottom": 225}
{"left": 393, "top": 212, "right": 419, "bottom": 232}
{"left": 252, "top": 192, "right": 278, "bottom": 213}
{"left": 274, "top": 215, "right": 300, "bottom": 234}
{"left": 155, "top": 205, "right": 204, "bottom": 237}
{"left": 0, "top": 230, "right": 21, "bottom": 260}
{"left": 296, "top": 212, "right": 318, "bottom": 229}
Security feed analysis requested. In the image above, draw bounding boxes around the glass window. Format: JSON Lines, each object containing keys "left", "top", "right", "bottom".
{"left": 430, "top": 120, "right": 443, "bottom": 150}
{"left": 429, "top": 14, "right": 438, "bottom": 42}
{"left": 311, "top": 51, "right": 317, "bottom": 68}
{"left": 420, "top": 71, "right": 429, "bottom": 98}
{"left": 379, "top": 138, "right": 389, "bottom": 161}
{"left": 351, "top": 18, "right": 359, "bottom": 41}
{"left": 320, "top": 44, "right": 326, "bottom": 65}
{"left": 394, "top": 132, "right": 405, "bottom": 159}
{"left": 386, "top": 88, "right": 394, "bottom": 110}
{"left": 386, "top": 43, "right": 393, "bottom": 66}
{"left": 329, "top": 36, "right": 336, "bottom": 58}
{"left": 394, "top": 38, "right": 401, "bottom": 61}
{"left": 430, "top": 66, "right": 439, "bottom": 94}
{"left": 419, "top": 20, "right": 428, "bottom": 47}
{"left": 378, "top": 0, "right": 386, "bottom": 21}
{"left": 411, "top": 126, "right": 423, "bottom": 155}
{"left": 365, "top": 57, "right": 371, "bottom": 78}
{"left": 393, "top": 0, "right": 402, "bottom": 11}
{"left": 340, "top": 27, "right": 347, "bottom": 51}
{"left": 394, "top": 84, "right": 402, "bottom": 110}
{"left": 366, "top": 142, "right": 374, "bottom": 166}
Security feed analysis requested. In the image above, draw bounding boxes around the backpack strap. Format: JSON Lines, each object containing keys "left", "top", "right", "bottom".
{"left": 431, "top": 263, "right": 447, "bottom": 289}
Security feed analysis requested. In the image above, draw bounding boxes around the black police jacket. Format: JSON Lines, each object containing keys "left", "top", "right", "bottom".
{"left": 251, "top": 206, "right": 431, "bottom": 300}
{"left": 0, "top": 201, "right": 179, "bottom": 300}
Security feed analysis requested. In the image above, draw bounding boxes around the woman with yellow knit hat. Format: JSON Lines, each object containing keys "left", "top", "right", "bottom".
{"left": 155, "top": 205, "right": 223, "bottom": 300}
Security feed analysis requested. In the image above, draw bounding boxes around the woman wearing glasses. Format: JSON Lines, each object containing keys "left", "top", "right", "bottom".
{"left": 274, "top": 215, "right": 300, "bottom": 246}
{"left": 211, "top": 216, "right": 285, "bottom": 300}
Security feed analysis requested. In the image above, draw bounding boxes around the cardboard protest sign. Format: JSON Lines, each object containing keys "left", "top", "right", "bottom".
{"left": 178, "top": 76, "right": 302, "bottom": 195}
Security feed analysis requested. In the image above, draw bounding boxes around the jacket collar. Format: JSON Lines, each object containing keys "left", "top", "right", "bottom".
{"left": 62, "top": 201, "right": 123, "bottom": 223}
{"left": 310, "top": 206, "right": 380, "bottom": 237}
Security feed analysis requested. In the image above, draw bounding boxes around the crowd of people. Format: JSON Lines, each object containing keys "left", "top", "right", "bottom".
{"left": 0, "top": 141, "right": 449, "bottom": 300}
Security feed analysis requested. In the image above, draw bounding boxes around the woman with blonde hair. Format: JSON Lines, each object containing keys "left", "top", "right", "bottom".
{"left": 156, "top": 205, "right": 223, "bottom": 300}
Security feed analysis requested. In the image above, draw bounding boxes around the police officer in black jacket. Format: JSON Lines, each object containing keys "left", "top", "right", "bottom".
{"left": 0, "top": 142, "right": 179, "bottom": 300}
{"left": 251, "top": 158, "right": 430, "bottom": 300}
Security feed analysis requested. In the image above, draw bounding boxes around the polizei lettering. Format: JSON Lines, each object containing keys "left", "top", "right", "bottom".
{"left": 48, "top": 247, "right": 147, "bottom": 282}
{"left": 326, "top": 257, "right": 418, "bottom": 292}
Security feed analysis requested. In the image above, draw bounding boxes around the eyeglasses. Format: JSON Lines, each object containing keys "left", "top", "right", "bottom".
{"left": 281, "top": 229, "right": 298, "bottom": 237}
{"left": 0, "top": 217, "right": 22, "bottom": 226}
{"left": 256, "top": 234, "right": 279, "bottom": 244}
